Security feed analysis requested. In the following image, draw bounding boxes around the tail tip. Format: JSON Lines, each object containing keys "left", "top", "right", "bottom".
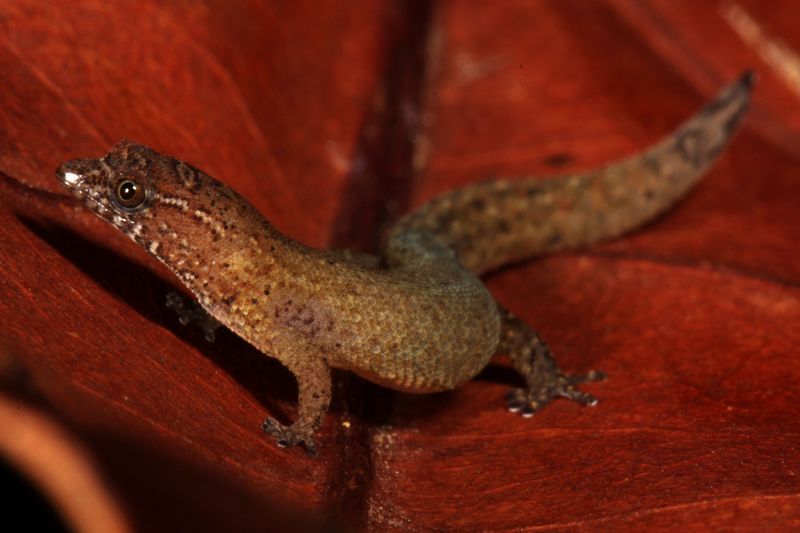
{"left": 740, "top": 69, "right": 757, "bottom": 90}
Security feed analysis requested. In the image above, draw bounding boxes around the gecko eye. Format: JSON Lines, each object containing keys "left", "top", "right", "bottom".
{"left": 112, "top": 179, "right": 147, "bottom": 210}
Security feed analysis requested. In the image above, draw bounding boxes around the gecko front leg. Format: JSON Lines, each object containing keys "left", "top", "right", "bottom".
{"left": 261, "top": 355, "right": 332, "bottom": 456}
{"left": 498, "top": 307, "right": 605, "bottom": 416}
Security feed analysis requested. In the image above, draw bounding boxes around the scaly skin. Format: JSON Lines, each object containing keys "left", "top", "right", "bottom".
{"left": 56, "top": 73, "right": 753, "bottom": 455}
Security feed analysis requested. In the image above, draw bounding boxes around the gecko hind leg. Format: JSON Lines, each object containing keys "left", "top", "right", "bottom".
{"left": 262, "top": 356, "right": 332, "bottom": 456}
{"left": 499, "top": 308, "right": 605, "bottom": 416}
{"left": 165, "top": 292, "right": 222, "bottom": 342}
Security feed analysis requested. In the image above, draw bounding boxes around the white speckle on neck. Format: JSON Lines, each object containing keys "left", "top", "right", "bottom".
{"left": 155, "top": 194, "right": 189, "bottom": 211}
{"left": 193, "top": 209, "right": 226, "bottom": 236}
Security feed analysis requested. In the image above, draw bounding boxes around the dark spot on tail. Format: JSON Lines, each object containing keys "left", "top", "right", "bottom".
{"left": 643, "top": 155, "right": 662, "bottom": 176}
{"left": 469, "top": 197, "right": 486, "bottom": 212}
{"left": 700, "top": 91, "right": 730, "bottom": 115}
{"left": 543, "top": 153, "right": 573, "bottom": 167}
{"left": 676, "top": 128, "right": 708, "bottom": 168}
{"left": 722, "top": 100, "right": 750, "bottom": 138}
{"left": 436, "top": 212, "right": 456, "bottom": 231}
{"left": 526, "top": 185, "right": 543, "bottom": 197}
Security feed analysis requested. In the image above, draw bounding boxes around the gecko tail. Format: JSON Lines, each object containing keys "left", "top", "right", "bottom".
{"left": 387, "top": 71, "right": 754, "bottom": 274}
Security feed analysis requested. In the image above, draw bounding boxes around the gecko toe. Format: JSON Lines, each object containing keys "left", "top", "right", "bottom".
{"left": 567, "top": 369, "right": 607, "bottom": 386}
{"left": 262, "top": 417, "right": 318, "bottom": 456}
{"left": 506, "top": 368, "right": 605, "bottom": 418}
{"left": 304, "top": 443, "right": 318, "bottom": 457}
{"left": 505, "top": 387, "right": 527, "bottom": 412}
{"left": 261, "top": 417, "right": 285, "bottom": 437}
{"left": 559, "top": 388, "right": 599, "bottom": 406}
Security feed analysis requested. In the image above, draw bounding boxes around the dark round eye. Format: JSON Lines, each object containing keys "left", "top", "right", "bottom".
{"left": 114, "top": 179, "right": 147, "bottom": 209}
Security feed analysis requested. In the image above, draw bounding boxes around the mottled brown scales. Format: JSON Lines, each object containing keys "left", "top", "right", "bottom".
{"left": 57, "top": 73, "right": 753, "bottom": 455}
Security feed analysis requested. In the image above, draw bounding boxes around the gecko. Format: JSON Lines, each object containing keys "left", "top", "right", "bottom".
{"left": 56, "top": 73, "right": 752, "bottom": 455}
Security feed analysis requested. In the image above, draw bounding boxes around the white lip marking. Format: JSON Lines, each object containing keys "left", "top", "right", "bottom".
{"left": 63, "top": 171, "right": 82, "bottom": 185}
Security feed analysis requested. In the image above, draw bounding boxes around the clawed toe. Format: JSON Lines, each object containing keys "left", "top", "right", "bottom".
{"left": 567, "top": 369, "right": 607, "bottom": 386}
{"left": 505, "top": 388, "right": 527, "bottom": 413}
{"left": 558, "top": 386, "right": 598, "bottom": 406}
{"left": 505, "top": 387, "right": 546, "bottom": 417}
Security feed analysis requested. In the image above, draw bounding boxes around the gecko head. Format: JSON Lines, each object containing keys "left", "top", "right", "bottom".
{"left": 55, "top": 139, "right": 228, "bottom": 235}
{"left": 56, "top": 139, "right": 226, "bottom": 249}
{"left": 56, "top": 140, "right": 262, "bottom": 287}
{"left": 55, "top": 140, "right": 167, "bottom": 235}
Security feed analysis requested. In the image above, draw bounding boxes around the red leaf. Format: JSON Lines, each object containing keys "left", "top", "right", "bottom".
{"left": 1, "top": 1, "right": 798, "bottom": 530}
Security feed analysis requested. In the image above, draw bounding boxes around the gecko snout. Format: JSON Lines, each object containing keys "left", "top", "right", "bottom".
{"left": 56, "top": 159, "right": 95, "bottom": 191}
{"left": 56, "top": 158, "right": 113, "bottom": 200}
{"left": 56, "top": 162, "right": 77, "bottom": 187}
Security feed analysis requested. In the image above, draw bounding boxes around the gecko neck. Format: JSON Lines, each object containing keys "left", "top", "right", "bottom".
{"left": 146, "top": 193, "right": 321, "bottom": 339}
{"left": 209, "top": 228, "right": 309, "bottom": 309}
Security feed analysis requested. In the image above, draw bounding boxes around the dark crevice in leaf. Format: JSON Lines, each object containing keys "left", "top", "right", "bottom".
{"left": 329, "top": 1, "right": 435, "bottom": 253}
{"left": 16, "top": 214, "right": 297, "bottom": 422}
{"left": 325, "top": 0, "right": 436, "bottom": 529}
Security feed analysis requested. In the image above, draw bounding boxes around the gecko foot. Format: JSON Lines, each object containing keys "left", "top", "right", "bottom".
{"left": 505, "top": 369, "right": 606, "bottom": 417}
{"left": 499, "top": 307, "right": 606, "bottom": 417}
{"left": 166, "top": 292, "right": 221, "bottom": 342}
{"left": 262, "top": 417, "right": 318, "bottom": 457}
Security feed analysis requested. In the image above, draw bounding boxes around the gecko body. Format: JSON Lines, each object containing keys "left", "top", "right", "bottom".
{"left": 57, "top": 73, "right": 752, "bottom": 454}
